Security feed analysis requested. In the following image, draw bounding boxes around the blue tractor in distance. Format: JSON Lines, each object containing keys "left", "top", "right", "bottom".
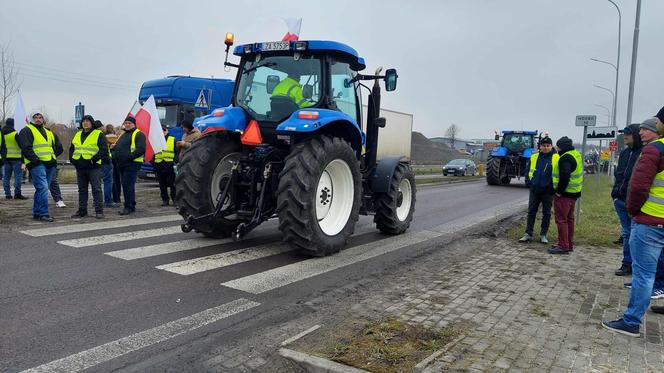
{"left": 176, "top": 35, "right": 416, "bottom": 256}
{"left": 486, "top": 130, "right": 538, "bottom": 186}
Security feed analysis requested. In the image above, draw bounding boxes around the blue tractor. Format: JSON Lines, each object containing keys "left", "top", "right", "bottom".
{"left": 176, "top": 36, "right": 416, "bottom": 256}
{"left": 485, "top": 130, "right": 538, "bottom": 186}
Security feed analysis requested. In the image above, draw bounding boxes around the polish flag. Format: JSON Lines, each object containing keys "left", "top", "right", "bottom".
{"left": 133, "top": 96, "right": 166, "bottom": 162}
{"left": 13, "top": 91, "right": 29, "bottom": 132}
{"left": 282, "top": 18, "right": 302, "bottom": 41}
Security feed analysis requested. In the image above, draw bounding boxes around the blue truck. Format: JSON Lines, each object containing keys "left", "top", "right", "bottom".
{"left": 137, "top": 76, "right": 234, "bottom": 179}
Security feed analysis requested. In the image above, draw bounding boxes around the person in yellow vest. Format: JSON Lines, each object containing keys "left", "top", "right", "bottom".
{"left": 113, "top": 116, "right": 146, "bottom": 215}
{"left": 519, "top": 137, "right": 558, "bottom": 244}
{"left": 153, "top": 125, "right": 178, "bottom": 206}
{"left": 17, "top": 112, "right": 63, "bottom": 222}
{"left": 69, "top": 115, "right": 108, "bottom": 219}
{"left": 549, "top": 136, "right": 583, "bottom": 255}
{"left": 1, "top": 118, "right": 28, "bottom": 200}
{"left": 271, "top": 67, "right": 314, "bottom": 109}
{"left": 603, "top": 111, "right": 664, "bottom": 336}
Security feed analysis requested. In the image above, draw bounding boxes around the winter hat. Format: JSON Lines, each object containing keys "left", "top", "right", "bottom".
{"left": 539, "top": 136, "right": 552, "bottom": 145}
{"left": 93, "top": 120, "right": 103, "bottom": 129}
{"left": 81, "top": 115, "right": 95, "bottom": 125}
{"left": 181, "top": 118, "right": 193, "bottom": 130}
{"left": 124, "top": 116, "right": 136, "bottom": 125}
{"left": 161, "top": 124, "right": 168, "bottom": 131}
{"left": 31, "top": 112, "right": 43, "bottom": 119}
{"left": 4, "top": 118, "right": 14, "bottom": 128}
{"left": 655, "top": 106, "right": 664, "bottom": 123}
{"left": 556, "top": 136, "right": 573, "bottom": 149}
{"left": 640, "top": 117, "right": 658, "bottom": 133}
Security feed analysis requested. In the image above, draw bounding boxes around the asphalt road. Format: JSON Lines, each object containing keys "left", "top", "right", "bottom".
{"left": 0, "top": 180, "right": 528, "bottom": 372}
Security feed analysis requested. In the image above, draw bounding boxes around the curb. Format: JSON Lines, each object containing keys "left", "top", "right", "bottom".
{"left": 278, "top": 348, "right": 370, "bottom": 373}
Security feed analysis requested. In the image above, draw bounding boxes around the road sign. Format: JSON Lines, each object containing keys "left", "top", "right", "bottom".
{"left": 600, "top": 150, "right": 610, "bottom": 161}
{"left": 575, "top": 115, "right": 596, "bottom": 127}
{"left": 586, "top": 126, "right": 617, "bottom": 140}
{"left": 74, "top": 102, "right": 84, "bottom": 124}
{"left": 609, "top": 140, "right": 618, "bottom": 151}
{"left": 194, "top": 89, "right": 211, "bottom": 109}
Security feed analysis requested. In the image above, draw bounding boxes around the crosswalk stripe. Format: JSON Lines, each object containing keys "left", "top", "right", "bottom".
{"left": 58, "top": 226, "right": 185, "bottom": 248}
{"left": 104, "top": 238, "right": 232, "bottom": 260}
{"left": 221, "top": 230, "right": 442, "bottom": 294}
{"left": 156, "top": 244, "right": 293, "bottom": 275}
{"left": 20, "top": 215, "right": 182, "bottom": 237}
{"left": 20, "top": 298, "right": 260, "bottom": 373}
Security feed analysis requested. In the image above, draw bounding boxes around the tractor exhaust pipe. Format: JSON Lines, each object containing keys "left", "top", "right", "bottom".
{"left": 365, "top": 67, "right": 383, "bottom": 172}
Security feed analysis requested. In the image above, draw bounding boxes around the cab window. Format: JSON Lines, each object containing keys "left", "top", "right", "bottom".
{"left": 330, "top": 60, "right": 359, "bottom": 123}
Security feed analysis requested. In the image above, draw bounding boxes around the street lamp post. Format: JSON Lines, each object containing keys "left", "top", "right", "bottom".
{"left": 595, "top": 104, "right": 612, "bottom": 125}
{"left": 594, "top": 84, "right": 616, "bottom": 119}
{"left": 591, "top": 58, "right": 618, "bottom": 126}
{"left": 607, "top": 0, "right": 621, "bottom": 127}
{"left": 625, "top": 0, "right": 642, "bottom": 125}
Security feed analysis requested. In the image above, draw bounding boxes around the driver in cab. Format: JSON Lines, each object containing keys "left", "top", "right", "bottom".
{"left": 271, "top": 65, "right": 314, "bottom": 108}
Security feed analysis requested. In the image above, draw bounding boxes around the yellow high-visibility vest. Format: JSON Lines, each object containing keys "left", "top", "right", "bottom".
{"left": 272, "top": 77, "right": 313, "bottom": 108}
{"left": 528, "top": 151, "right": 559, "bottom": 180}
{"left": 552, "top": 149, "right": 583, "bottom": 193}
{"left": 154, "top": 136, "right": 175, "bottom": 163}
{"left": 71, "top": 129, "right": 102, "bottom": 164}
{"left": 640, "top": 138, "right": 664, "bottom": 218}
{"left": 24, "top": 123, "right": 55, "bottom": 166}
{"left": 3, "top": 131, "right": 22, "bottom": 159}
{"left": 130, "top": 129, "right": 144, "bottom": 163}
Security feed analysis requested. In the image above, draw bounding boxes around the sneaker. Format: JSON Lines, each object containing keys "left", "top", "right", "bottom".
{"left": 14, "top": 194, "right": 28, "bottom": 200}
{"left": 624, "top": 282, "right": 632, "bottom": 289}
{"left": 548, "top": 246, "right": 571, "bottom": 255}
{"left": 613, "top": 237, "right": 624, "bottom": 245}
{"left": 652, "top": 306, "right": 664, "bottom": 314}
{"left": 540, "top": 235, "right": 549, "bottom": 244}
{"left": 71, "top": 211, "right": 88, "bottom": 218}
{"left": 95, "top": 213, "right": 105, "bottom": 219}
{"left": 652, "top": 288, "right": 664, "bottom": 300}
{"left": 601, "top": 318, "right": 640, "bottom": 337}
{"left": 108, "top": 202, "right": 121, "bottom": 208}
{"left": 615, "top": 264, "right": 632, "bottom": 276}
{"left": 38, "top": 215, "right": 54, "bottom": 223}
{"left": 518, "top": 233, "right": 532, "bottom": 243}
{"left": 119, "top": 209, "right": 134, "bottom": 216}
{"left": 56, "top": 200, "right": 67, "bottom": 208}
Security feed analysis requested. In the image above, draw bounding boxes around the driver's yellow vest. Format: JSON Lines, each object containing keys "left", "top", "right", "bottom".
{"left": 71, "top": 129, "right": 103, "bottom": 164}
{"left": 24, "top": 124, "right": 56, "bottom": 165}
{"left": 272, "top": 77, "right": 311, "bottom": 108}
{"left": 154, "top": 136, "right": 175, "bottom": 163}
{"left": 552, "top": 149, "right": 583, "bottom": 193}
{"left": 640, "top": 138, "right": 664, "bottom": 218}
{"left": 3, "top": 131, "right": 22, "bottom": 159}
{"left": 528, "top": 152, "right": 559, "bottom": 180}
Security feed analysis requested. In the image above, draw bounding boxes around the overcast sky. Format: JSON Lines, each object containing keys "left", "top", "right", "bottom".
{"left": 1, "top": 0, "right": 662, "bottom": 143}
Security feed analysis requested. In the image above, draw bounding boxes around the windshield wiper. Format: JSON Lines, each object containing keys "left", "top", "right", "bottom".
{"left": 242, "top": 62, "right": 276, "bottom": 75}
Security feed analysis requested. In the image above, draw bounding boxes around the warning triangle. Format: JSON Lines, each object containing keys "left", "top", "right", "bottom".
{"left": 195, "top": 90, "right": 208, "bottom": 108}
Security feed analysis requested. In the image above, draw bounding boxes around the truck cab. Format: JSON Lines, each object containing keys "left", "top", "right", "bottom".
{"left": 137, "top": 76, "right": 234, "bottom": 178}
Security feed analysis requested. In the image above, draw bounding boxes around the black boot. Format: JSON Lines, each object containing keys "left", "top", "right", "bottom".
{"left": 14, "top": 194, "right": 28, "bottom": 200}
{"left": 652, "top": 306, "right": 664, "bottom": 314}
{"left": 161, "top": 200, "right": 169, "bottom": 207}
{"left": 614, "top": 264, "right": 632, "bottom": 276}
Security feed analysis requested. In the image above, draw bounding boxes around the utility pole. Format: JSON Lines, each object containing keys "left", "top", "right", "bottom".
{"left": 625, "top": 0, "right": 642, "bottom": 125}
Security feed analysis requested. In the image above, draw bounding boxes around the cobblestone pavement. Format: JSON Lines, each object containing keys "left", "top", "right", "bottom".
{"left": 342, "top": 237, "right": 664, "bottom": 373}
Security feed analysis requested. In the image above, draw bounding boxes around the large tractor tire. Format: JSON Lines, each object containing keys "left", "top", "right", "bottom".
{"left": 175, "top": 133, "right": 242, "bottom": 238}
{"left": 277, "top": 135, "right": 361, "bottom": 257}
{"left": 486, "top": 157, "right": 502, "bottom": 185}
{"left": 374, "top": 163, "right": 416, "bottom": 235}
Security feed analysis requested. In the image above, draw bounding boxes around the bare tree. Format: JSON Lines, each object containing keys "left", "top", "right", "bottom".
{"left": 445, "top": 123, "right": 460, "bottom": 149}
{"left": 0, "top": 43, "right": 20, "bottom": 122}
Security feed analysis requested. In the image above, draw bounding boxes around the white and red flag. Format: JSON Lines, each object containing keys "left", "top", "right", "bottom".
{"left": 128, "top": 96, "right": 166, "bottom": 162}
{"left": 282, "top": 18, "right": 302, "bottom": 41}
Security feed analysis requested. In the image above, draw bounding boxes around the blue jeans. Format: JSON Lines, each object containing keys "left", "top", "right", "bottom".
{"left": 101, "top": 163, "right": 113, "bottom": 204}
{"left": 613, "top": 199, "right": 632, "bottom": 265}
{"left": 31, "top": 165, "right": 56, "bottom": 217}
{"left": 3, "top": 159, "right": 23, "bottom": 197}
{"left": 119, "top": 166, "right": 139, "bottom": 211}
{"left": 623, "top": 223, "right": 664, "bottom": 326}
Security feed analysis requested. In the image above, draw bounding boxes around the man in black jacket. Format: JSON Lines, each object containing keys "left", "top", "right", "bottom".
{"left": 549, "top": 137, "right": 583, "bottom": 255}
{"left": 113, "top": 116, "right": 146, "bottom": 215}
{"left": 519, "top": 137, "right": 556, "bottom": 244}
{"left": 18, "top": 113, "right": 64, "bottom": 222}
{"left": 69, "top": 115, "right": 108, "bottom": 219}
{"left": 611, "top": 123, "right": 643, "bottom": 276}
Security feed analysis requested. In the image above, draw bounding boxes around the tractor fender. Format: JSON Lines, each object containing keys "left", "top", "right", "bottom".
{"left": 371, "top": 156, "right": 407, "bottom": 193}
{"left": 490, "top": 146, "right": 508, "bottom": 157}
{"left": 276, "top": 109, "right": 365, "bottom": 151}
{"left": 195, "top": 107, "right": 248, "bottom": 136}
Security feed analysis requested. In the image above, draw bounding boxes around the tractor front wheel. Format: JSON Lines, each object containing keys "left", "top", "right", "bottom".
{"left": 277, "top": 136, "right": 361, "bottom": 256}
{"left": 486, "top": 157, "right": 501, "bottom": 185}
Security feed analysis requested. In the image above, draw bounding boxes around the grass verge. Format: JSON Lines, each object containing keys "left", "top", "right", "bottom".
{"left": 294, "top": 317, "right": 461, "bottom": 373}
{"left": 506, "top": 174, "right": 619, "bottom": 247}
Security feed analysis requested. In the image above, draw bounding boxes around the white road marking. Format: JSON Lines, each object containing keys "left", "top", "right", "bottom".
{"left": 21, "top": 215, "right": 182, "bottom": 237}
{"left": 105, "top": 238, "right": 232, "bottom": 260}
{"left": 221, "top": 230, "right": 442, "bottom": 294}
{"left": 156, "top": 244, "right": 293, "bottom": 275}
{"left": 21, "top": 298, "right": 260, "bottom": 373}
{"left": 57, "top": 226, "right": 185, "bottom": 248}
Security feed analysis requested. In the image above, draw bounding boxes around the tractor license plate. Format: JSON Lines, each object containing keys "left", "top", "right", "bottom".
{"left": 262, "top": 41, "right": 290, "bottom": 51}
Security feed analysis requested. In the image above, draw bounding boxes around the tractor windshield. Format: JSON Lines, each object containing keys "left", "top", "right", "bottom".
{"left": 502, "top": 134, "right": 533, "bottom": 153}
{"left": 235, "top": 55, "right": 322, "bottom": 121}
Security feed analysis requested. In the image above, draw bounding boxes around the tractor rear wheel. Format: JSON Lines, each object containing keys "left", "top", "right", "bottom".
{"left": 277, "top": 135, "right": 361, "bottom": 256}
{"left": 175, "top": 132, "right": 242, "bottom": 238}
{"left": 486, "top": 157, "right": 501, "bottom": 185}
{"left": 374, "top": 163, "right": 416, "bottom": 235}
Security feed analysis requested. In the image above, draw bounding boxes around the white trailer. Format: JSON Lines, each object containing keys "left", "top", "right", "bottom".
{"left": 362, "top": 106, "right": 413, "bottom": 161}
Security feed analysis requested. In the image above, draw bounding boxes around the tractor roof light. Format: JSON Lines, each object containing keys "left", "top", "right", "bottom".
{"left": 294, "top": 41, "right": 308, "bottom": 51}
{"left": 243, "top": 45, "right": 253, "bottom": 54}
{"left": 212, "top": 109, "right": 225, "bottom": 117}
{"left": 224, "top": 33, "right": 235, "bottom": 47}
{"left": 298, "top": 111, "right": 319, "bottom": 120}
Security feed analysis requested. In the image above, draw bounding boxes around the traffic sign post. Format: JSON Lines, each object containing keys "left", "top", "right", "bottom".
{"left": 609, "top": 140, "right": 618, "bottom": 151}
{"left": 574, "top": 115, "right": 596, "bottom": 225}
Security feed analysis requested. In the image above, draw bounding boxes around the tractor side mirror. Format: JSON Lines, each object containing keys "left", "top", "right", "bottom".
{"left": 384, "top": 68, "right": 398, "bottom": 92}
{"left": 266, "top": 75, "right": 280, "bottom": 94}
{"left": 302, "top": 84, "right": 313, "bottom": 100}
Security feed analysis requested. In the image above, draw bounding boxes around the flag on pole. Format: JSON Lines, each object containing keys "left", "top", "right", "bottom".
{"left": 133, "top": 95, "right": 166, "bottom": 162}
{"left": 282, "top": 18, "right": 302, "bottom": 41}
{"left": 126, "top": 100, "right": 141, "bottom": 120}
{"left": 14, "top": 91, "right": 29, "bottom": 132}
